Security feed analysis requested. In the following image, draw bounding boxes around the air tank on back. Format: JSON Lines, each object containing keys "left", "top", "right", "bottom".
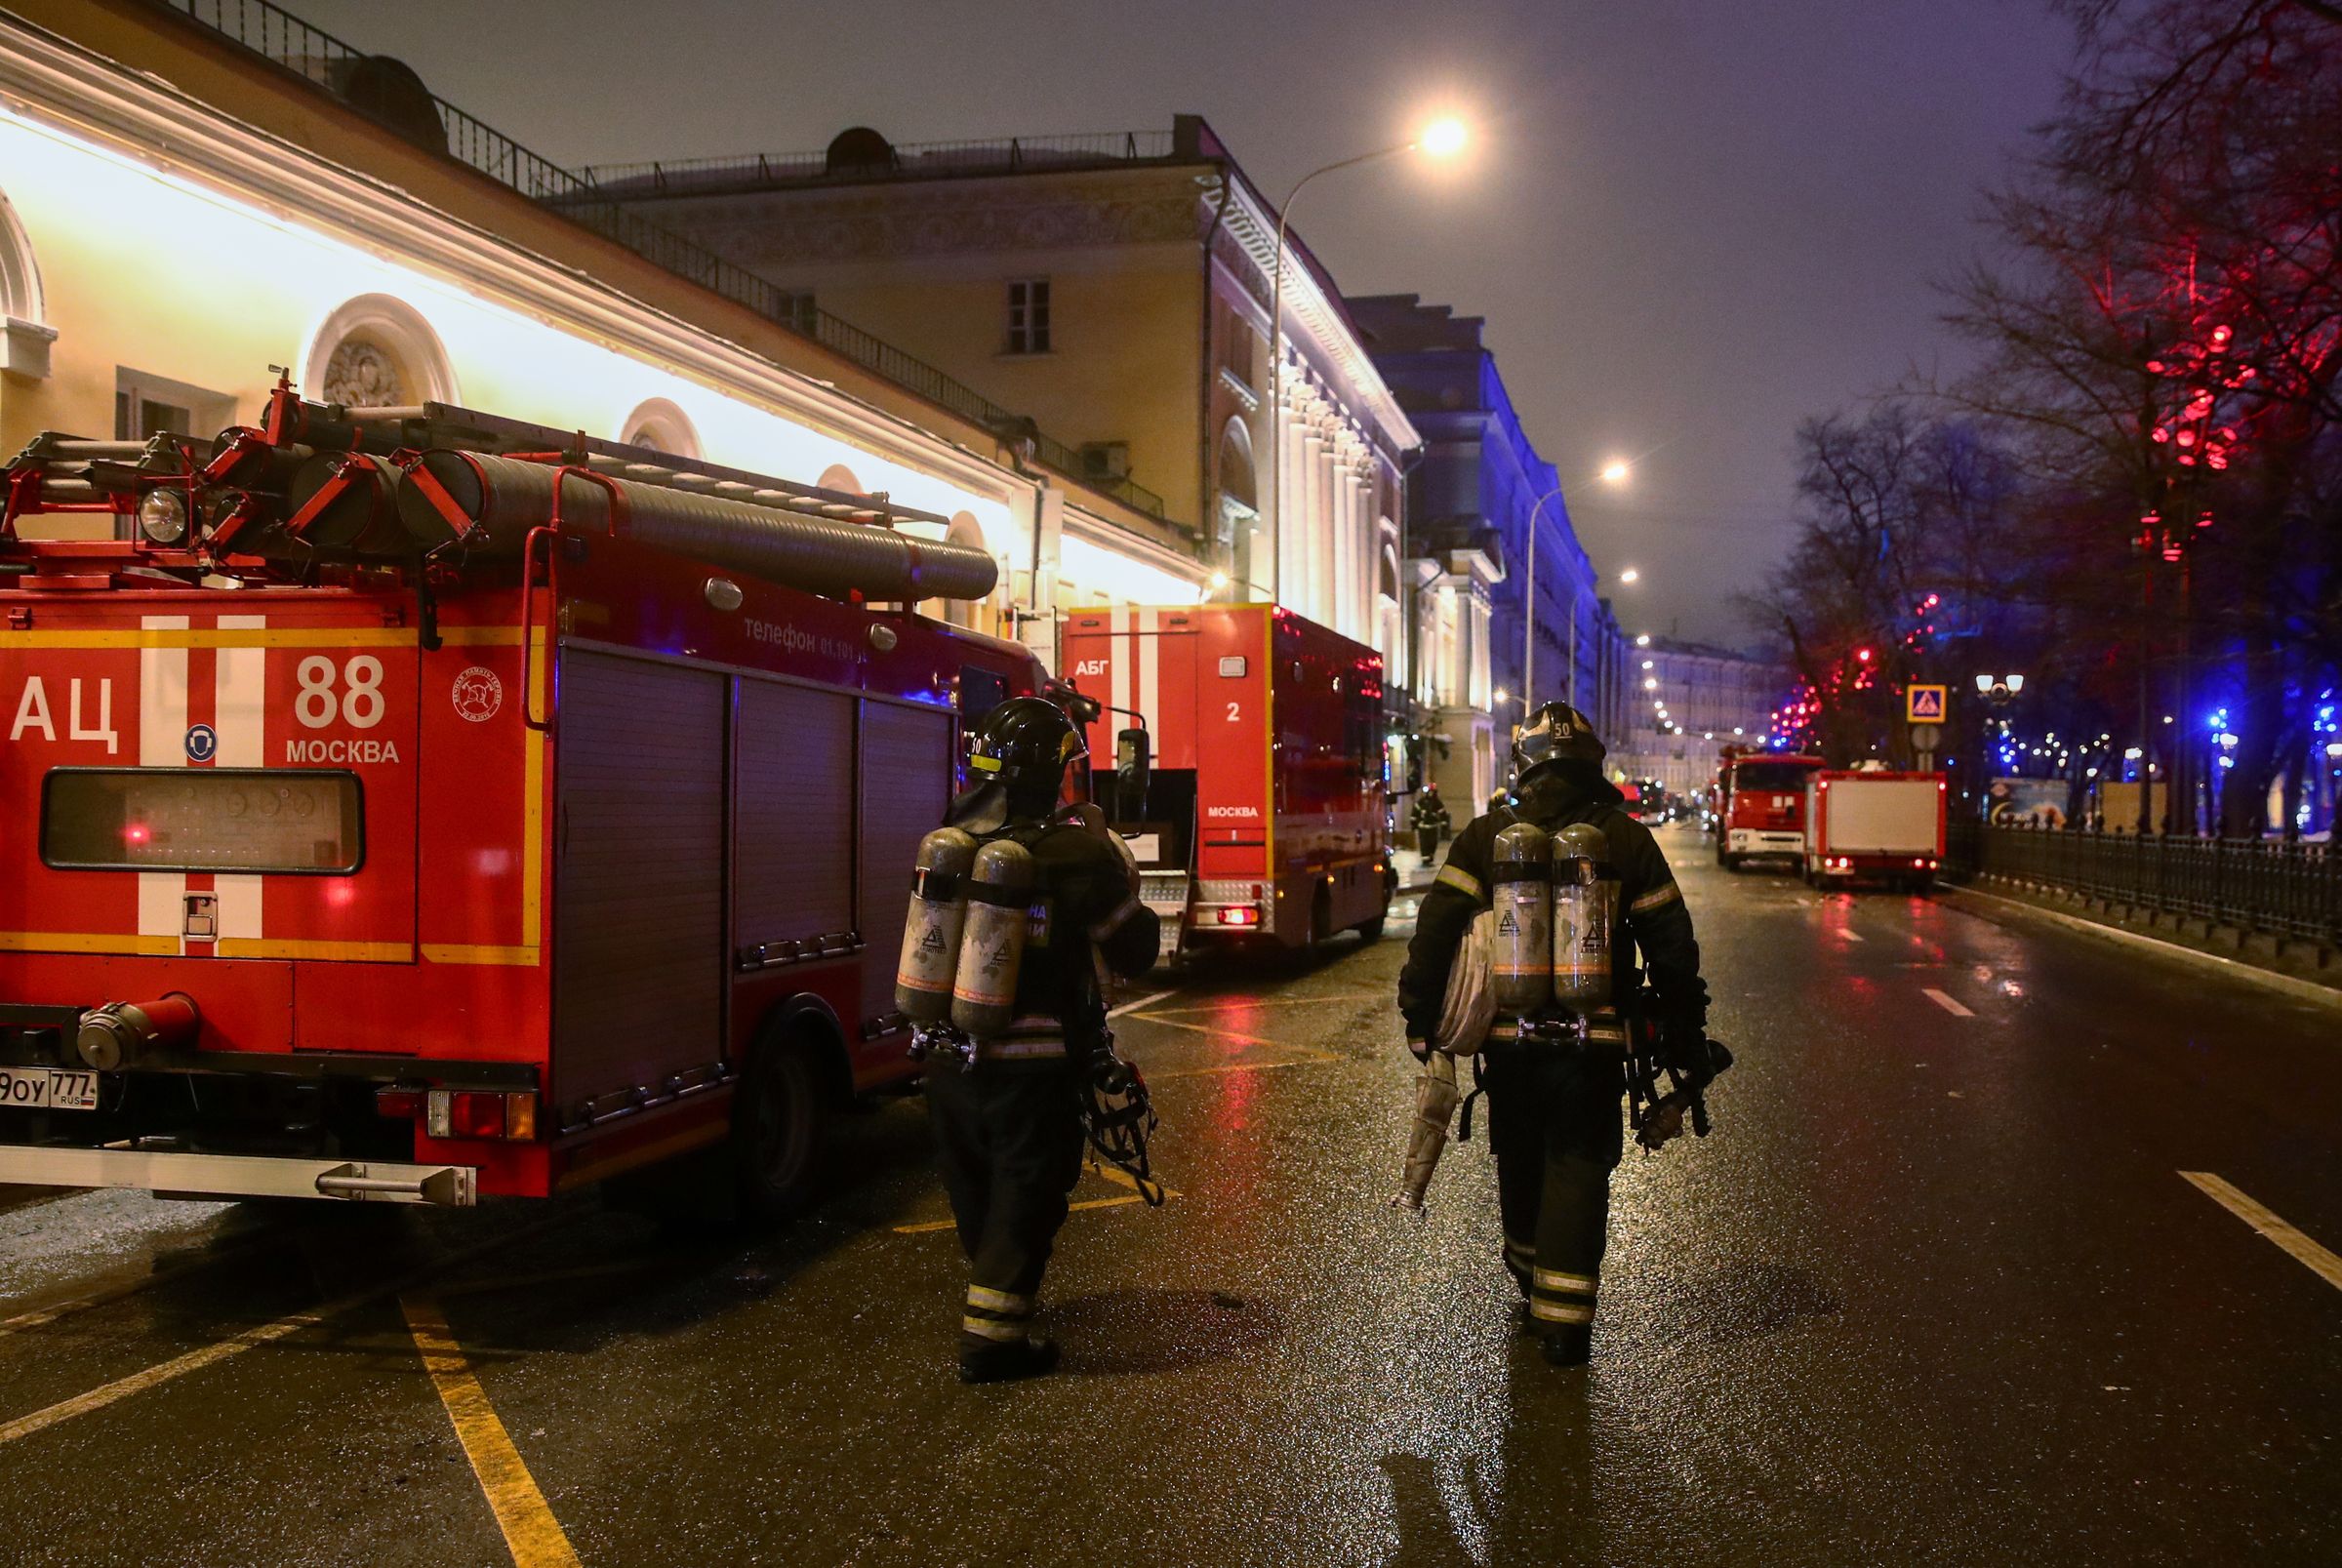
{"left": 949, "top": 839, "right": 1036, "bottom": 1038}
{"left": 1552, "top": 822, "right": 1616, "bottom": 1010}
{"left": 1489, "top": 822, "right": 1554, "bottom": 1016}
{"left": 895, "top": 827, "right": 979, "bottom": 1023}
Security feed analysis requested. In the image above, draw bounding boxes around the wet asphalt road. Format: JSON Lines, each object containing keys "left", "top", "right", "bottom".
{"left": 3, "top": 823, "right": 2340, "bottom": 1567}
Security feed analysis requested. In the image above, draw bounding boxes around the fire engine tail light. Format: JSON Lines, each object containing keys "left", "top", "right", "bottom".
{"left": 424, "top": 1089, "right": 539, "bottom": 1141}
{"left": 1218, "top": 906, "right": 1260, "bottom": 927}
{"left": 374, "top": 1086, "right": 423, "bottom": 1120}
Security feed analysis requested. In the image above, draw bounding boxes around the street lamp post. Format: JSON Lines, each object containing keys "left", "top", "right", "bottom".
{"left": 1522, "top": 462, "right": 1633, "bottom": 713}
{"left": 1265, "top": 119, "right": 1466, "bottom": 611}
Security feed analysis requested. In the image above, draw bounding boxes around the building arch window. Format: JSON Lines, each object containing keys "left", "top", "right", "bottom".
{"left": 302, "top": 293, "right": 456, "bottom": 410}
{"left": 0, "top": 187, "right": 56, "bottom": 380}
{"left": 620, "top": 396, "right": 701, "bottom": 458}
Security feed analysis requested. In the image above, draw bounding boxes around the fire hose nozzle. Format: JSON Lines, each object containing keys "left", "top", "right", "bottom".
{"left": 75, "top": 993, "right": 200, "bottom": 1071}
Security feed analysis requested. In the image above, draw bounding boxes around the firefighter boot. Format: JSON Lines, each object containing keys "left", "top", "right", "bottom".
{"left": 1539, "top": 1323, "right": 1593, "bottom": 1367}
{"left": 959, "top": 1334, "right": 1061, "bottom": 1385}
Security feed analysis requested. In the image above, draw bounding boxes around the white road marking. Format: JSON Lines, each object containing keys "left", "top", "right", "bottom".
{"left": 1839, "top": 929, "right": 1865, "bottom": 942}
{"left": 1108, "top": 987, "right": 1179, "bottom": 1019}
{"left": 1922, "top": 988, "right": 1974, "bottom": 1018}
{"left": 2181, "top": 1172, "right": 2342, "bottom": 1294}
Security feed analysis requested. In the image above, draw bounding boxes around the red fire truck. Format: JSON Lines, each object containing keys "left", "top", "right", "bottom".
{"left": 0, "top": 381, "right": 1040, "bottom": 1212}
{"left": 1714, "top": 746, "right": 1828, "bottom": 870}
{"left": 1059, "top": 603, "right": 1393, "bottom": 961}
{"left": 1803, "top": 768, "right": 1948, "bottom": 891}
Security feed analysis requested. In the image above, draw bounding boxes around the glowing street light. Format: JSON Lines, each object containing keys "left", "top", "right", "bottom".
{"left": 1419, "top": 116, "right": 1470, "bottom": 159}
{"left": 1618, "top": 567, "right": 1640, "bottom": 583}
{"left": 1598, "top": 459, "right": 1632, "bottom": 486}
{"left": 1635, "top": 633, "right": 1651, "bottom": 648}
{"left": 1267, "top": 116, "right": 1471, "bottom": 606}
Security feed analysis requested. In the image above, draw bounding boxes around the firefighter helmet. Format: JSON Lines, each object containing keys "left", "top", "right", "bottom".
{"left": 968, "top": 695, "right": 1088, "bottom": 793}
{"left": 1512, "top": 702, "right": 1607, "bottom": 777}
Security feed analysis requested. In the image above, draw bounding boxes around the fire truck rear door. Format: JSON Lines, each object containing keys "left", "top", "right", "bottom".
{"left": 7, "top": 607, "right": 420, "bottom": 967}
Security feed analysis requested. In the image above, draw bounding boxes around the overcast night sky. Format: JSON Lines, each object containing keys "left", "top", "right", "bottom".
{"left": 295, "top": 0, "right": 2076, "bottom": 646}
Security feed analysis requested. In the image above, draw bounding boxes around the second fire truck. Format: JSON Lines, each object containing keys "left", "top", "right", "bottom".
{"left": 1060, "top": 604, "right": 1393, "bottom": 963}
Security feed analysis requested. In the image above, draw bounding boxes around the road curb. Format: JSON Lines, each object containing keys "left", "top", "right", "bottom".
{"left": 1940, "top": 884, "right": 2342, "bottom": 1011}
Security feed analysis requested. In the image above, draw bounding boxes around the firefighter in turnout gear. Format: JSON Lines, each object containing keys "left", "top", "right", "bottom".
{"left": 925, "top": 696, "right": 1159, "bottom": 1383}
{"left": 1396, "top": 702, "right": 1712, "bottom": 1365}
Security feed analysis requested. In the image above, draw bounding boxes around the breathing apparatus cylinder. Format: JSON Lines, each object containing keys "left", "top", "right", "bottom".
{"left": 895, "top": 827, "right": 979, "bottom": 1023}
{"left": 1489, "top": 822, "right": 1555, "bottom": 1016}
{"left": 1552, "top": 823, "right": 1616, "bottom": 1010}
{"left": 949, "top": 839, "right": 1036, "bottom": 1038}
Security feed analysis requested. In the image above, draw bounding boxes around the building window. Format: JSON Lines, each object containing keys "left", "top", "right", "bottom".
{"left": 113, "top": 368, "right": 235, "bottom": 442}
{"left": 1005, "top": 279, "right": 1051, "bottom": 355}
{"left": 621, "top": 397, "right": 702, "bottom": 459}
{"left": 302, "top": 294, "right": 457, "bottom": 411}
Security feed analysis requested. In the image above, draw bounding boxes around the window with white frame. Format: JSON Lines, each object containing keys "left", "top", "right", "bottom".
{"left": 1005, "top": 279, "right": 1051, "bottom": 355}
{"left": 113, "top": 368, "right": 236, "bottom": 443}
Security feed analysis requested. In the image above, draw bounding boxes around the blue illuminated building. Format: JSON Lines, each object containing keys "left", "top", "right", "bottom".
{"left": 1349, "top": 295, "right": 1629, "bottom": 785}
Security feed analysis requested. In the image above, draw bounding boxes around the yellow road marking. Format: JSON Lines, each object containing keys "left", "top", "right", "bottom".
{"left": 0, "top": 1233, "right": 281, "bottom": 1338}
{"left": 1125, "top": 1014, "right": 1285, "bottom": 1050}
{"left": 1122, "top": 1012, "right": 1342, "bottom": 1077}
{"left": 891, "top": 1162, "right": 1179, "bottom": 1234}
{"left": 0, "top": 1220, "right": 563, "bottom": 1447}
{"left": 1149, "top": 1053, "right": 1339, "bottom": 1080}
{"left": 0, "top": 1306, "right": 325, "bottom": 1444}
{"left": 1091, "top": 1161, "right": 1180, "bottom": 1200}
{"left": 401, "top": 1294, "right": 582, "bottom": 1568}
{"left": 1137, "top": 990, "right": 1389, "bottom": 1020}
{"left": 2181, "top": 1172, "right": 2342, "bottom": 1294}
{"left": 1107, "top": 987, "right": 1180, "bottom": 1019}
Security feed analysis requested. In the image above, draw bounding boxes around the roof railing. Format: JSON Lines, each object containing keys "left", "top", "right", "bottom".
{"left": 578, "top": 131, "right": 1182, "bottom": 194}
{"left": 157, "top": 0, "right": 1174, "bottom": 525}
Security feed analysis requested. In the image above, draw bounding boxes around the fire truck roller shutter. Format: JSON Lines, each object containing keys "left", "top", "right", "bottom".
{"left": 552, "top": 650, "right": 726, "bottom": 1114}
{"left": 857, "top": 700, "right": 956, "bottom": 1031}
{"left": 735, "top": 679, "right": 855, "bottom": 949}
{"left": 397, "top": 451, "right": 998, "bottom": 603}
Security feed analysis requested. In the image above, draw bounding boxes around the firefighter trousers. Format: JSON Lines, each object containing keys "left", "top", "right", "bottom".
{"left": 924, "top": 1057, "right": 1085, "bottom": 1347}
{"left": 1480, "top": 1042, "right": 1626, "bottom": 1338}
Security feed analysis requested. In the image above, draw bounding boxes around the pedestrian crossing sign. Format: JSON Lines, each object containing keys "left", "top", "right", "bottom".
{"left": 1906, "top": 684, "right": 1948, "bottom": 723}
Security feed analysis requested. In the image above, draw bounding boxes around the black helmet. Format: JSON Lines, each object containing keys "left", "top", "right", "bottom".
{"left": 1513, "top": 701, "right": 1606, "bottom": 777}
{"left": 968, "top": 695, "right": 1088, "bottom": 792}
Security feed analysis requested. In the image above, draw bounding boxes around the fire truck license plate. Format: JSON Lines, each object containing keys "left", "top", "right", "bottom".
{"left": 0, "top": 1066, "right": 101, "bottom": 1111}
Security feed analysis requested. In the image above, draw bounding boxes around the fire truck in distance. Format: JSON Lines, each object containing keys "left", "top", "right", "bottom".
{"left": 1714, "top": 745, "right": 1828, "bottom": 871}
{"left": 1059, "top": 604, "right": 1393, "bottom": 963}
{"left": 0, "top": 377, "right": 1041, "bottom": 1213}
{"left": 1804, "top": 768, "right": 1949, "bottom": 892}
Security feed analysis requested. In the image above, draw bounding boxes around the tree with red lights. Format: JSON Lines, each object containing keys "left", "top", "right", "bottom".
{"left": 1937, "top": 0, "right": 2341, "bottom": 832}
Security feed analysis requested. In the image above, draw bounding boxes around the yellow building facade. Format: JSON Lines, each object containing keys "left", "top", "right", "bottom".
{"left": 582, "top": 121, "right": 1420, "bottom": 683}
{"left": 0, "top": 0, "right": 1201, "bottom": 660}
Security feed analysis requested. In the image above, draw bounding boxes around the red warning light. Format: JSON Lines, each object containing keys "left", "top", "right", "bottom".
{"left": 124, "top": 823, "right": 151, "bottom": 846}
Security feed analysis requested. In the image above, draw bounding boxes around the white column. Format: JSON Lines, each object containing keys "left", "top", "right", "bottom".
{"left": 1332, "top": 463, "right": 1353, "bottom": 640}
{"left": 1292, "top": 412, "right": 1312, "bottom": 608}
{"left": 1312, "top": 430, "right": 1330, "bottom": 631}
{"left": 1347, "top": 465, "right": 1368, "bottom": 642}
{"left": 1315, "top": 439, "right": 1337, "bottom": 626}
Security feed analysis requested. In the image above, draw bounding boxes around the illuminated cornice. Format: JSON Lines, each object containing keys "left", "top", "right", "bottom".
{"left": 1205, "top": 175, "right": 1421, "bottom": 459}
{"left": 0, "top": 11, "right": 1030, "bottom": 504}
